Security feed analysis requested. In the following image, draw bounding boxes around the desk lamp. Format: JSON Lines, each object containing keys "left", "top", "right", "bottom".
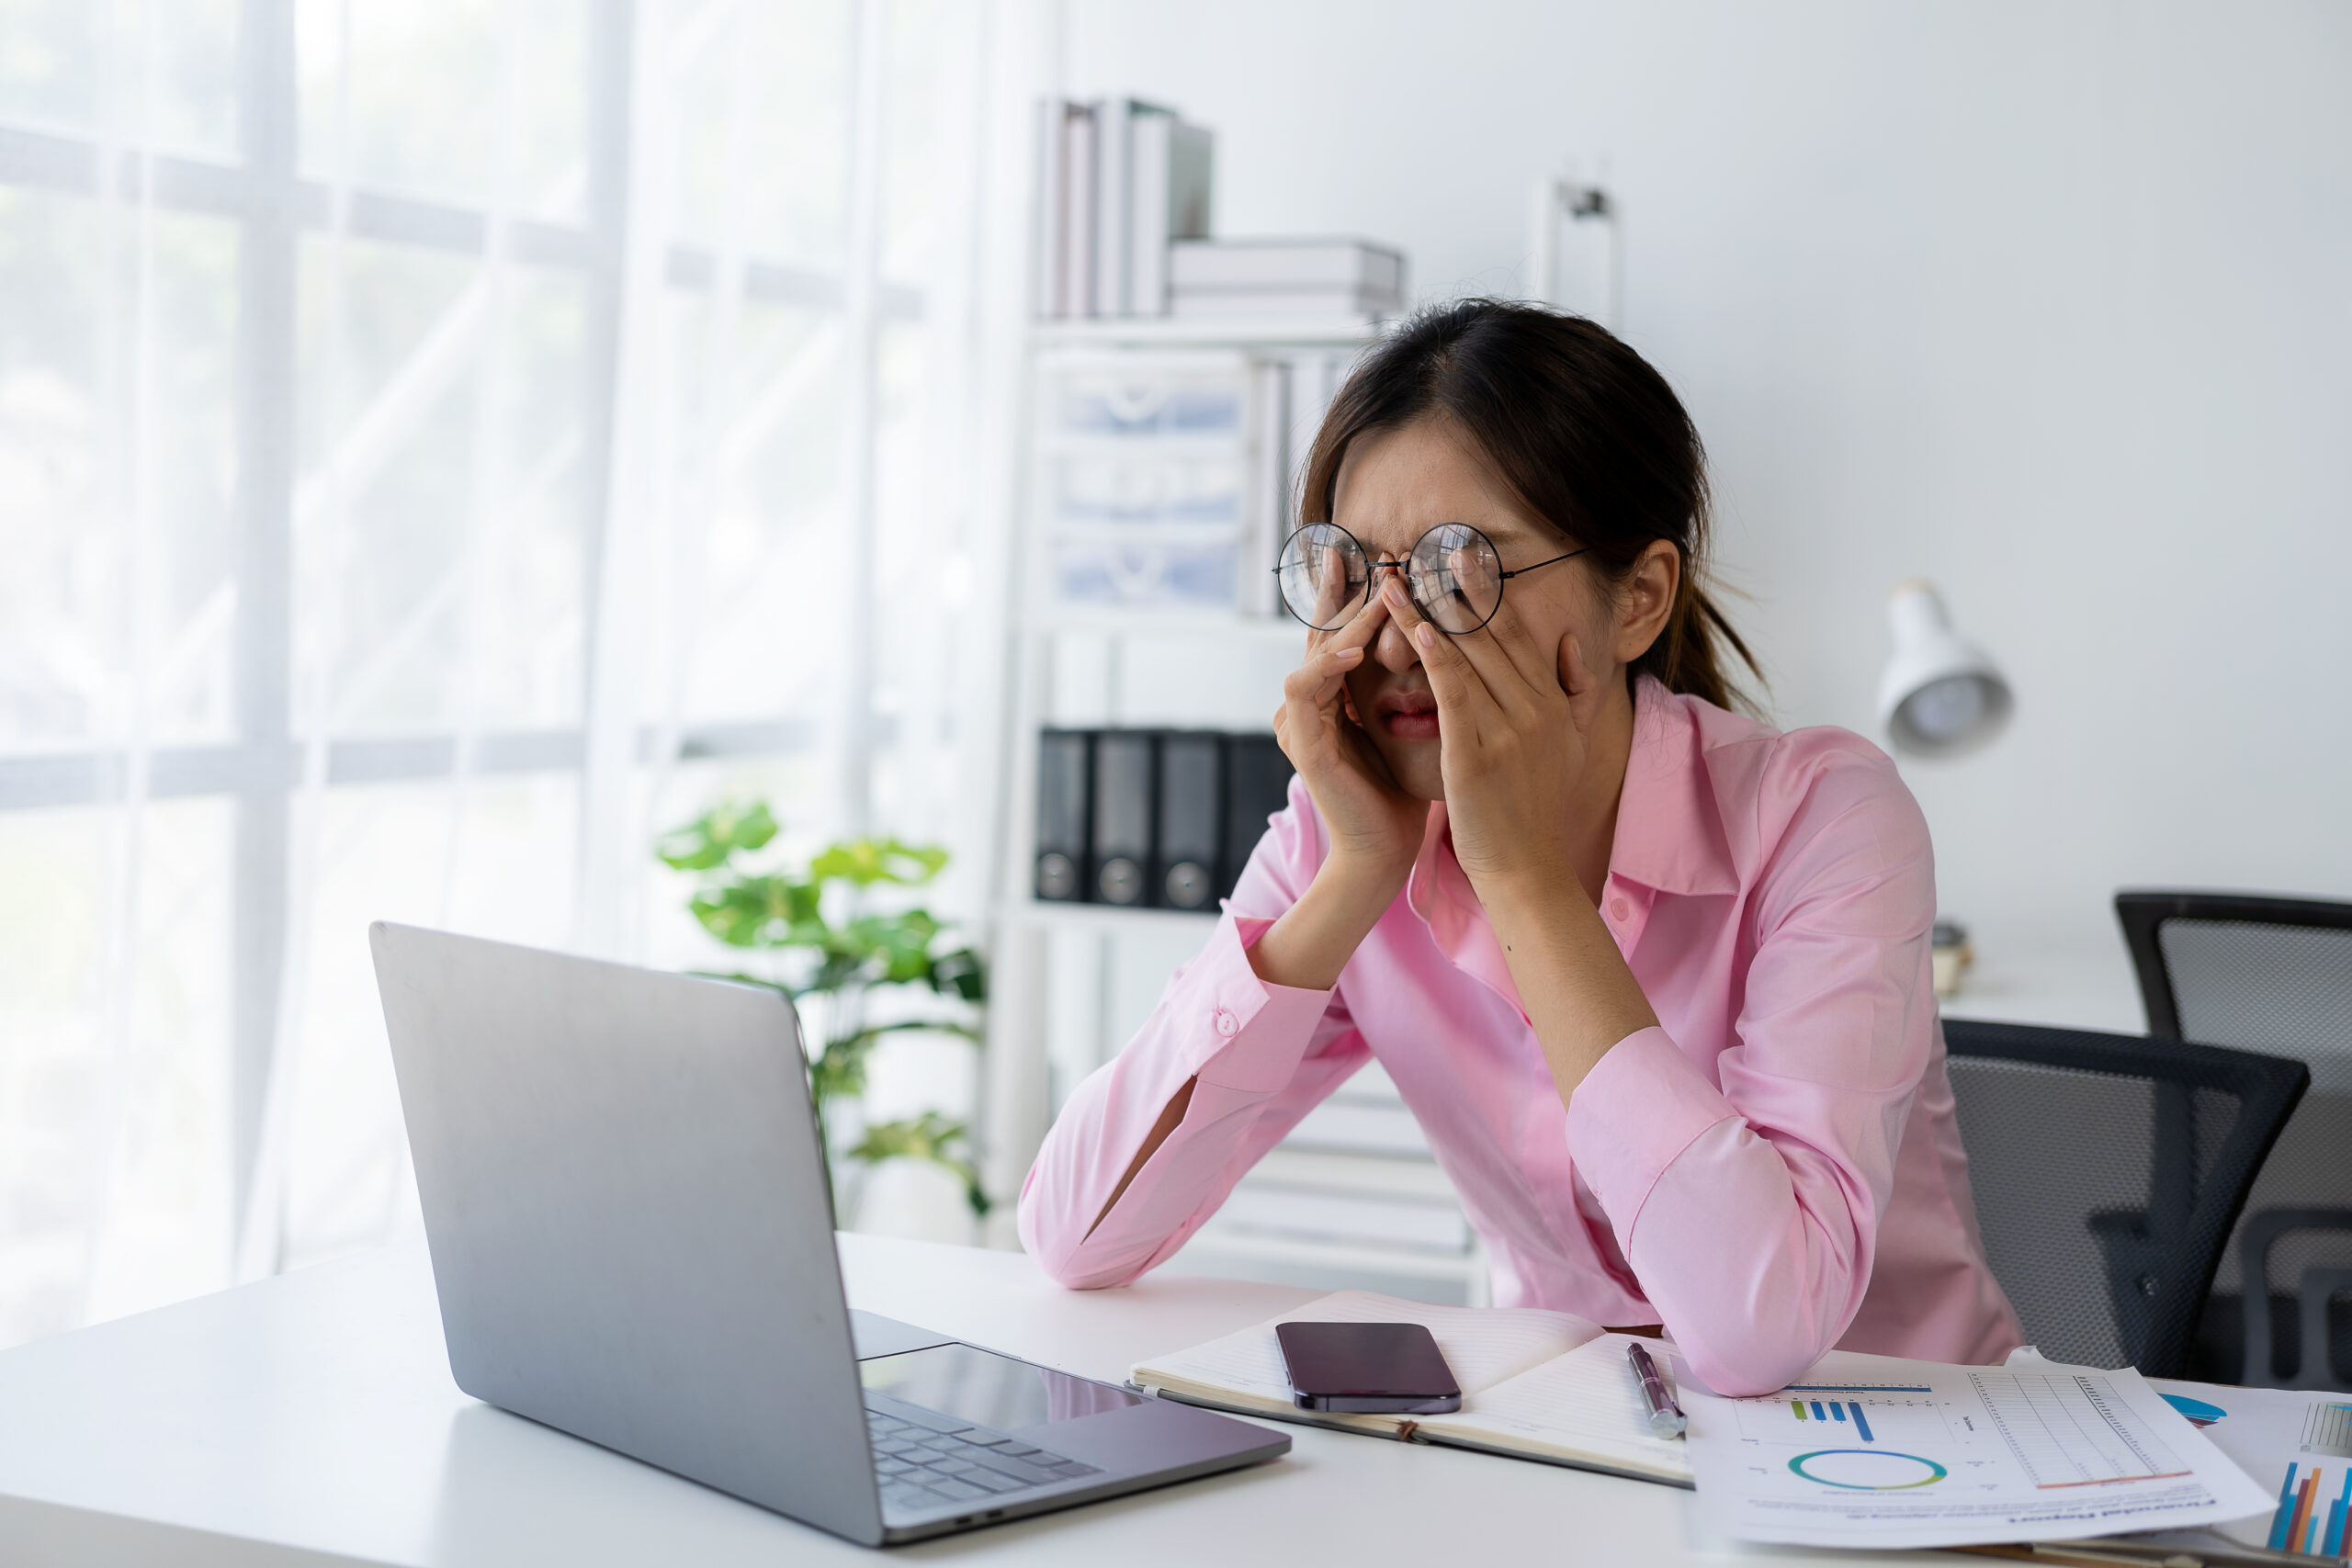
{"left": 1877, "top": 579, "right": 2013, "bottom": 759}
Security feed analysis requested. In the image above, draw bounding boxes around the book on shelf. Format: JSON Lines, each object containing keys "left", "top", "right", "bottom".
{"left": 1129, "top": 1289, "right": 1692, "bottom": 1487}
{"left": 1035, "top": 96, "right": 1216, "bottom": 320}
{"left": 1127, "top": 109, "right": 1214, "bottom": 315}
{"left": 1033, "top": 100, "right": 1089, "bottom": 320}
{"left": 1153, "top": 732, "right": 1224, "bottom": 911}
{"left": 1090, "top": 730, "right": 1157, "bottom": 906}
{"left": 1169, "top": 238, "right": 1408, "bottom": 320}
{"left": 1219, "top": 734, "right": 1295, "bottom": 899}
{"left": 1034, "top": 728, "right": 1092, "bottom": 902}
{"left": 1091, "top": 98, "right": 1144, "bottom": 319}
{"left": 1062, "top": 105, "right": 1097, "bottom": 318}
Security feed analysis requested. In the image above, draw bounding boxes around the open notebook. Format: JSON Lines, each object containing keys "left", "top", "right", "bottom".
{"left": 1128, "top": 1290, "right": 1691, "bottom": 1487}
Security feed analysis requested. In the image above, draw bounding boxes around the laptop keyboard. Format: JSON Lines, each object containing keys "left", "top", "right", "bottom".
{"left": 866, "top": 1409, "right": 1102, "bottom": 1513}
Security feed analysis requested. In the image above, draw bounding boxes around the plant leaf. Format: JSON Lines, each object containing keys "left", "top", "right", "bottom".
{"left": 809, "top": 838, "right": 950, "bottom": 888}
{"left": 688, "top": 874, "right": 823, "bottom": 948}
{"left": 928, "top": 947, "right": 986, "bottom": 1002}
{"left": 656, "top": 799, "right": 778, "bottom": 870}
{"left": 848, "top": 1111, "right": 991, "bottom": 1217}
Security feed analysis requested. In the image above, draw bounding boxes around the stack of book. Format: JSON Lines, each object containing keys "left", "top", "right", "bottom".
{"left": 1035, "top": 97, "right": 1216, "bottom": 320}
{"left": 1170, "top": 239, "right": 1407, "bottom": 322}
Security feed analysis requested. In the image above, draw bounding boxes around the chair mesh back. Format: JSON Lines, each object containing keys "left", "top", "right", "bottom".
{"left": 2159, "top": 919, "right": 2352, "bottom": 1093}
{"left": 1946, "top": 1059, "right": 2214, "bottom": 1368}
{"left": 1941, "top": 1020, "right": 2304, "bottom": 1376}
{"left": 2132, "top": 904, "right": 2352, "bottom": 1336}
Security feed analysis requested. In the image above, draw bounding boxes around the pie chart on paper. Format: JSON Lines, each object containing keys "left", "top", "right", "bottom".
{"left": 2159, "top": 1393, "right": 2226, "bottom": 1428}
{"left": 1790, "top": 1450, "right": 1950, "bottom": 1490}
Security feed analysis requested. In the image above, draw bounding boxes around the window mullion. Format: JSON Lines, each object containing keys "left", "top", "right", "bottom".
{"left": 571, "top": 0, "right": 641, "bottom": 959}
{"left": 227, "top": 0, "right": 299, "bottom": 1257}
{"left": 833, "top": 0, "right": 891, "bottom": 839}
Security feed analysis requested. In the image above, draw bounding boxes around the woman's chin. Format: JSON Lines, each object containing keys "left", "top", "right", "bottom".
{"left": 1371, "top": 737, "right": 1445, "bottom": 802}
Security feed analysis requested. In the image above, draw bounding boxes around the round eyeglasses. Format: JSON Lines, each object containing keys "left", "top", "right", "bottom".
{"left": 1273, "top": 522, "right": 1586, "bottom": 636}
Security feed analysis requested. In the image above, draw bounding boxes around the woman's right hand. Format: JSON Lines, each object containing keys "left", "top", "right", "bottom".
{"left": 1272, "top": 585, "right": 1427, "bottom": 888}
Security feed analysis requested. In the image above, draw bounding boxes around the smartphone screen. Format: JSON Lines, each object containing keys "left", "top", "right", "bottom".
{"left": 1274, "top": 1321, "right": 1463, "bottom": 1415}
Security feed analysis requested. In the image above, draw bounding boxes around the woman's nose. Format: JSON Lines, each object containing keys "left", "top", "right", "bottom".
{"left": 1374, "top": 614, "right": 1419, "bottom": 671}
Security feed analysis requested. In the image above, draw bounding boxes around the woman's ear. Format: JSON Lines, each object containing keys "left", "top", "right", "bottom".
{"left": 1615, "top": 540, "right": 1681, "bottom": 664}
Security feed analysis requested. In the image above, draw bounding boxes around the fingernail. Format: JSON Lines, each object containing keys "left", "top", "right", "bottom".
{"left": 1412, "top": 624, "right": 1435, "bottom": 649}
{"left": 1334, "top": 646, "right": 1363, "bottom": 663}
{"left": 1383, "top": 581, "right": 1407, "bottom": 608}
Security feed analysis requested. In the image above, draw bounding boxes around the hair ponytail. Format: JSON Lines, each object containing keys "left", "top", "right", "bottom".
{"left": 1301, "top": 299, "right": 1763, "bottom": 716}
{"left": 1653, "top": 556, "right": 1760, "bottom": 715}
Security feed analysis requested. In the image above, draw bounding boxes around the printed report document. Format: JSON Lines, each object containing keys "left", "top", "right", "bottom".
{"left": 1679, "top": 1347, "right": 2270, "bottom": 1550}
{"left": 1128, "top": 1290, "right": 1691, "bottom": 1486}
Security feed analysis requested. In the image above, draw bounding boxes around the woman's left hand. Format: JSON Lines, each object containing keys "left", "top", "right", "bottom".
{"left": 1381, "top": 579, "right": 1602, "bottom": 897}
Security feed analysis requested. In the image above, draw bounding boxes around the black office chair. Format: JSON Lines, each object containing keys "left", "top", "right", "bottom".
{"left": 2116, "top": 890, "right": 2352, "bottom": 1388}
{"left": 1940, "top": 1019, "right": 2306, "bottom": 1377}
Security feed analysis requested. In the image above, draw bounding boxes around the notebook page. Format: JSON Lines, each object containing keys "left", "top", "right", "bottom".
{"left": 1132, "top": 1289, "right": 1603, "bottom": 1401}
{"left": 1422, "top": 1332, "right": 1691, "bottom": 1479}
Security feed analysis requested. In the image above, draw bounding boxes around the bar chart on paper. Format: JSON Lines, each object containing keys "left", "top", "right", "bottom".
{"left": 2264, "top": 1461, "right": 2351, "bottom": 1558}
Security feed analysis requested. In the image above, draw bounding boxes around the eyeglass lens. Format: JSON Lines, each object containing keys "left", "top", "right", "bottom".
{"left": 1276, "top": 523, "right": 1506, "bottom": 635}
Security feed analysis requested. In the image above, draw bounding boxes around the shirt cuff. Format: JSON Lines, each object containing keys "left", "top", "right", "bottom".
{"left": 1182, "top": 914, "right": 1336, "bottom": 1094}
{"left": 1566, "top": 1025, "right": 1741, "bottom": 1254}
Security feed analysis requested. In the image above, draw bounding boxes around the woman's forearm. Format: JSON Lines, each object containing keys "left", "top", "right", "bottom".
{"left": 1245, "top": 853, "right": 1410, "bottom": 992}
{"left": 1483, "top": 872, "right": 1659, "bottom": 1104}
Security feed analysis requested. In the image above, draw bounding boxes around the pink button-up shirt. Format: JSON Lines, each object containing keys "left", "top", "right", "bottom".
{"left": 1018, "top": 677, "right": 2021, "bottom": 1396}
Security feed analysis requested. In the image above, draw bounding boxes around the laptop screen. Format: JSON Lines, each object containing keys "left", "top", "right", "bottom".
{"left": 861, "top": 1343, "right": 1143, "bottom": 1431}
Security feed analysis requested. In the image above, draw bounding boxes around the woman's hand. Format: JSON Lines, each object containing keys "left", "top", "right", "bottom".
{"left": 1250, "top": 587, "right": 1430, "bottom": 994}
{"left": 1271, "top": 587, "right": 1427, "bottom": 885}
{"left": 1385, "top": 579, "right": 1657, "bottom": 1098}
{"left": 1383, "top": 579, "right": 1601, "bottom": 898}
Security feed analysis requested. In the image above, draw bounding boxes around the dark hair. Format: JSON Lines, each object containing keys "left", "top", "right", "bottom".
{"left": 1300, "top": 298, "right": 1761, "bottom": 714}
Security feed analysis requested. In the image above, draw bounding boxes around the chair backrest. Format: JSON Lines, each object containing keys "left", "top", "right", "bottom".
{"left": 2115, "top": 890, "right": 2352, "bottom": 1382}
{"left": 1940, "top": 1018, "right": 2305, "bottom": 1376}
{"left": 2117, "top": 891, "right": 2352, "bottom": 1090}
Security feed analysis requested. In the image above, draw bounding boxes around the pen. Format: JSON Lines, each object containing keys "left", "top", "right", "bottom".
{"left": 1626, "top": 1340, "right": 1686, "bottom": 1438}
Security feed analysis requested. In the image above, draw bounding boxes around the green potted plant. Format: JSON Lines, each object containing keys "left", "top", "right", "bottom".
{"left": 656, "top": 799, "right": 988, "bottom": 1223}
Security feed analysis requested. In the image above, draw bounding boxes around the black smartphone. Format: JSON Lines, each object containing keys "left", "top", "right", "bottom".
{"left": 1274, "top": 1321, "right": 1462, "bottom": 1415}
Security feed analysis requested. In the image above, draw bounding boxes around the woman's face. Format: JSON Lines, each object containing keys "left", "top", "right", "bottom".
{"left": 1330, "top": 416, "right": 1612, "bottom": 803}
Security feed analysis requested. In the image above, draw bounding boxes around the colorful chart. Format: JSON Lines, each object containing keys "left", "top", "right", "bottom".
{"left": 1789, "top": 1449, "right": 1950, "bottom": 1491}
{"left": 1738, "top": 1383, "right": 1955, "bottom": 1455}
{"left": 2267, "top": 1462, "right": 2351, "bottom": 1558}
{"left": 2159, "top": 1392, "right": 2226, "bottom": 1428}
{"left": 1792, "top": 1397, "right": 1879, "bottom": 1442}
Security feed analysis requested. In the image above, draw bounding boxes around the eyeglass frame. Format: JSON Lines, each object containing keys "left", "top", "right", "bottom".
{"left": 1272, "top": 521, "right": 1588, "bottom": 635}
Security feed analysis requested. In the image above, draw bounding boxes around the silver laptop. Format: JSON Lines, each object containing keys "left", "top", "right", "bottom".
{"left": 368, "top": 922, "right": 1287, "bottom": 1546}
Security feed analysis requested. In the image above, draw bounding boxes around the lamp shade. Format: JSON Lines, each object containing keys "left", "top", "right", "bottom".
{"left": 1876, "top": 580, "right": 2013, "bottom": 758}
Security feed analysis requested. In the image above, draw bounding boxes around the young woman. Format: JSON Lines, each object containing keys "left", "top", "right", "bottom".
{"left": 1017, "top": 299, "right": 2021, "bottom": 1397}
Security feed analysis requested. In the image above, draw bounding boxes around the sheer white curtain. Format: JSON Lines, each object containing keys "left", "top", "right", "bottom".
{"left": 0, "top": 0, "right": 1001, "bottom": 1347}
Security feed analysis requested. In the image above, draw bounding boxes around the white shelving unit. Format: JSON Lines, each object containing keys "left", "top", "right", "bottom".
{"left": 978, "top": 312, "right": 1492, "bottom": 1305}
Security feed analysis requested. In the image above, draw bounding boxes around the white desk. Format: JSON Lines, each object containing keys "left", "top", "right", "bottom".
{"left": 0, "top": 1235, "right": 1956, "bottom": 1566}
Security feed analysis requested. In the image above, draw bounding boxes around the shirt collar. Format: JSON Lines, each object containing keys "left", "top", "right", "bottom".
{"left": 1605, "top": 675, "right": 1742, "bottom": 898}
{"left": 1398, "top": 676, "right": 1740, "bottom": 1016}
{"left": 1406, "top": 802, "right": 1527, "bottom": 1021}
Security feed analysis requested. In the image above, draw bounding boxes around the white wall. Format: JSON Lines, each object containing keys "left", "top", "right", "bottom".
{"left": 1061, "top": 0, "right": 2352, "bottom": 1016}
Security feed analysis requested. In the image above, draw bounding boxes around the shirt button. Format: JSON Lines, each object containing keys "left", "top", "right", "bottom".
{"left": 1608, "top": 897, "right": 1632, "bottom": 922}
{"left": 1213, "top": 1008, "right": 1238, "bottom": 1038}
